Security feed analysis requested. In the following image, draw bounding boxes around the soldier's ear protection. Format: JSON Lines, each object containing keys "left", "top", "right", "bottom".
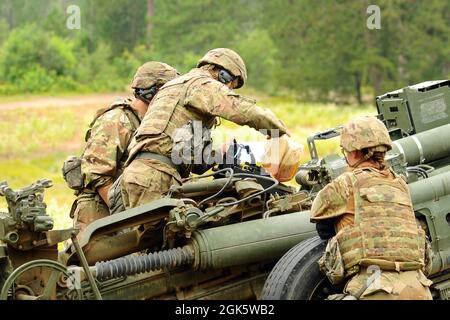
{"left": 134, "top": 85, "right": 158, "bottom": 103}
{"left": 218, "top": 69, "right": 236, "bottom": 85}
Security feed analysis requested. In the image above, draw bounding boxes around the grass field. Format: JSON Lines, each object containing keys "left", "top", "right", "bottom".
{"left": 0, "top": 93, "right": 374, "bottom": 230}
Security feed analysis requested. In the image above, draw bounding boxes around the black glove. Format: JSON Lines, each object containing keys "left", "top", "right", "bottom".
{"left": 316, "top": 220, "right": 336, "bottom": 240}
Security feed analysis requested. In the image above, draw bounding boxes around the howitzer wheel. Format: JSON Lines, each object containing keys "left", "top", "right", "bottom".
{"left": 0, "top": 259, "right": 73, "bottom": 300}
{"left": 261, "top": 236, "right": 340, "bottom": 300}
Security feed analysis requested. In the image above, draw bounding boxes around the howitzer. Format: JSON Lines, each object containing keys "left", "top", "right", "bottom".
{"left": 1, "top": 80, "right": 450, "bottom": 300}
{"left": 0, "top": 141, "right": 314, "bottom": 300}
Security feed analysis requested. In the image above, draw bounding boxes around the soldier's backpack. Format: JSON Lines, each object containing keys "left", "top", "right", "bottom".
{"left": 62, "top": 99, "right": 140, "bottom": 191}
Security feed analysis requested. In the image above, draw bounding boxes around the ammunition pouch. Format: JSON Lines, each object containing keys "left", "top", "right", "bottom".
{"left": 62, "top": 156, "right": 84, "bottom": 191}
{"left": 318, "top": 236, "right": 346, "bottom": 285}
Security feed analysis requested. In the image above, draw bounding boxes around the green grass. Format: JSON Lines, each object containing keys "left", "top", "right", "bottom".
{"left": 0, "top": 107, "right": 93, "bottom": 158}
{"left": 0, "top": 106, "right": 94, "bottom": 229}
{"left": 0, "top": 94, "right": 377, "bottom": 230}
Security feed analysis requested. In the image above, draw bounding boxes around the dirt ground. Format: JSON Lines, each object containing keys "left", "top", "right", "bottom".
{"left": 0, "top": 92, "right": 128, "bottom": 110}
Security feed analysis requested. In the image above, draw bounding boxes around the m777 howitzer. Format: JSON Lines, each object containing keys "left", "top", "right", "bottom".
{"left": 0, "top": 143, "right": 315, "bottom": 300}
{"left": 1, "top": 80, "right": 450, "bottom": 300}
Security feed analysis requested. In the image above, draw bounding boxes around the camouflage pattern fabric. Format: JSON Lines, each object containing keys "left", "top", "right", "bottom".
{"left": 120, "top": 158, "right": 181, "bottom": 209}
{"left": 131, "top": 61, "right": 180, "bottom": 89}
{"left": 134, "top": 68, "right": 287, "bottom": 156}
{"left": 310, "top": 169, "right": 355, "bottom": 232}
{"left": 311, "top": 164, "right": 432, "bottom": 300}
{"left": 74, "top": 99, "right": 141, "bottom": 230}
{"left": 107, "top": 174, "right": 125, "bottom": 214}
{"left": 312, "top": 167, "right": 426, "bottom": 273}
{"left": 340, "top": 116, "right": 392, "bottom": 152}
{"left": 123, "top": 68, "right": 287, "bottom": 208}
{"left": 72, "top": 193, "right": 110, "bottom": 234}
{"left": 81, "top": 99, "right": 141, "bottom": 191}
{"left": 344, "top": 268, "right": 432, "bottom": 300}
{"left": 335, "top": 167, "right": 426, "bottom": 272}
{"left": 318, "top": 236, "right": 346, "bottom": 285}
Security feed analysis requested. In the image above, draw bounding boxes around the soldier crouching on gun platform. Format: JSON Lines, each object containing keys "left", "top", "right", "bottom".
{"left": 62, "top": 62, "right": 179, "bottom": 235}
{"left": 118, "top": 48, "right": 289, "bottom": 210}
{"left": 310, "top": 116, "right": 433, "bottom": 300}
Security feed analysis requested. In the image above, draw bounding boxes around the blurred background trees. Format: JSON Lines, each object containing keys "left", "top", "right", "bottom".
{"left": 0, "top": 0, "right": 448, "bottom": 103}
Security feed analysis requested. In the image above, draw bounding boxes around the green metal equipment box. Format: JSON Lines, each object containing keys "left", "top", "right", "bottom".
{"left": 376, "top": 80, "right": 450, "bottom": 138}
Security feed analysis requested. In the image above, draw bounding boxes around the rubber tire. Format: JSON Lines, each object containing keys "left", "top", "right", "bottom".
{"left": 261, "top": 236, "right": 327, "bottom": 300}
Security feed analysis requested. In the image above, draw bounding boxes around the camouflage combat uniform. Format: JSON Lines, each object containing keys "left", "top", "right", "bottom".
{"left": 121, "top": 67, "right": 287, "bottom": 209}
{"left": 70, "top": 61, "right": 179, "bottom": 228}
{"left": 73, "top": 99, "right": 141, "bottom": 233}
{"left": 310, "top": 116, "right": 432, "bottom": 300}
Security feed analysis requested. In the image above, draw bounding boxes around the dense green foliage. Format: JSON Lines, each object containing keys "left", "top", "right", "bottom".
{"left": 0, "top": 0, "right": 448, "bottom": 102}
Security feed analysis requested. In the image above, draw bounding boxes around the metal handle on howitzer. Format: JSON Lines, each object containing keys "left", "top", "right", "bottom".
{"left": 307, "top": 126, "right": 343, "bottom": 161}
{"left": 71, "top": 234, "right": 102, "bottom": 300}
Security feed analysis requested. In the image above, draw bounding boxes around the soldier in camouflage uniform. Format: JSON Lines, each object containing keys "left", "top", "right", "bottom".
{"left": 72, "top": 62, "right": 179, "bottom": 234}
{"left": 120, "top": 48, "right": 288, "bottom": 209}
{"left": 310, "top": 116, "right": 433, "bottom": 300}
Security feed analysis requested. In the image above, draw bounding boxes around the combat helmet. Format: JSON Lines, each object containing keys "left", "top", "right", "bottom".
{"left": 340, "top": 116, "right": 392, "bottom": 153}
{"left": 197, "top": 48, "right": 247, "bottom": 89}
{"left": 131, "top": 61, "right": 179, "bottom": 89}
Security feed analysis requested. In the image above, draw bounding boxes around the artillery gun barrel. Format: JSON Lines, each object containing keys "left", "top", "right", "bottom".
{"left": 177, "top": 178, "right": 237, "bottom": 195}
{"left": 93, "top": 211, "right": 316, "bottom": 281}
{"left": 409, "top": 171, "right": 450, "bottom": 205}
{"left": 390, "top": 124, "right": 450, "bottom": 166}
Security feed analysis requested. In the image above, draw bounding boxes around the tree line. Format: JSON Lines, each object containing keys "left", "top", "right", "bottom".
{"left": 0, "top": 0, "right": 448, "bottom": 103}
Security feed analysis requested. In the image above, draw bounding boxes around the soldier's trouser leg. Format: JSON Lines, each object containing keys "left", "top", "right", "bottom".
{"left": 108, "top": 175, "right": 126, "bottom": 214}
{"left": 345, "top": 269, "right": 433, "bottom": 300}
{"left": 120, "top": 158, "right": 181, "bottom": 209}
{"left": 73, "top": 196, "right": 110, "bottom": 234}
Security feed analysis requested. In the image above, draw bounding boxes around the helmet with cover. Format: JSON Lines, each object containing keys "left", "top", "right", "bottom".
{"left": 340, "top": 116, "right": 392, "bottom": 153}
{"left": 131, "top": 61, "right": 179, "bottom": 103}
{"left": 131, "top": 61, "right": 179, "bottom": 89}
{"left": 197, "top": 48, "right": 247, "bottom": 88}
